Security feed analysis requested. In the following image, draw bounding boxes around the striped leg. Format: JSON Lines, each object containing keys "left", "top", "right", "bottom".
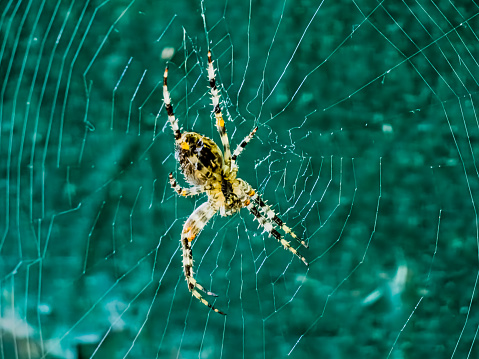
{"left": 231, "top": 126, "right": 258, "bottom": 172}
{"left": 181, "top": 201, "right": 225, "bottom": 315}
{"left": 169, "top": 173, "right": 204, "bottom": 197}
{"left": 163, "top": 67, "right": 181, "bottom": 140}
{"left": 250, "top": 191, "right": 308, "bottom": 249}
{"left": 244, "top": 191, "right": 308, "bottom": 266}
{"left": 207, "top": 51, "right": 231, "bottom": 167}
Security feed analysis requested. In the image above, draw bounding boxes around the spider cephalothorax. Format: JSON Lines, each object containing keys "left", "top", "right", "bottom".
{"left": 164, "top": 52, "right": 308, "bottom": 315}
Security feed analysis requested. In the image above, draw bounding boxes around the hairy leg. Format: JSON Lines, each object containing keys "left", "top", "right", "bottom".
{"left": 207, "top": 51, "right": 232, "bottom": 168}
{"left": 169, "top": 173, "right": 204, "bottom": 197}
{"left": 163, "top": 67, "right": 181, "bottom": 140}
{"left": 181, "top": 201, "right": 226, "bottom": 315}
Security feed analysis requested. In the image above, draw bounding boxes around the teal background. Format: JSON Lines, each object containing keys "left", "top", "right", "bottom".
{"left": 1, "top": 0, "right": 479, "bottom": 358}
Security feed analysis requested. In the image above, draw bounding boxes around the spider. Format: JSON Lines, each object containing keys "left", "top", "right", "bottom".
{"left": 164, "top": 52, "right": 308, "bottom": 315}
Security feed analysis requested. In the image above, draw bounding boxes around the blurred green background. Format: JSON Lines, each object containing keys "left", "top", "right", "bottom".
{"left": 1, "top": 0, "right": 479, "bottom": 358}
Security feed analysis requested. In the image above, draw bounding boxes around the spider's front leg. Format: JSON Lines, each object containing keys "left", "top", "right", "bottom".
{"left": 250, "top": 192, "right": 308, "bottom": 249}
{"left": 244, "top": 189, "right": 309, "bottom": 266}
{"left": 181, "top": 201, "right": 226, "bottom": 315}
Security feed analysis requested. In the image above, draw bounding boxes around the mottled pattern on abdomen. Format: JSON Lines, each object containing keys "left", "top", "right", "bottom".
{"left": 175, "top": 132, "right": 224, "bottom": 185}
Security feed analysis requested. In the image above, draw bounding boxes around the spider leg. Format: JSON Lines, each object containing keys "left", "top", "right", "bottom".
{"left": 163, "top": 67, "right": 181, "bottom": 140}
{"left": 231, "top": 126, "right": 258, "bottom": 172}
{"left": 247, "top": 203, "right": 308, "bottom": 266}
{"left": 249, "top": 191, "right": 308, "bottom": 249}
{"left": 207, "top": 51, "right": 232, "bottom": 168}
{"left": 181, "top": 201, "right": 226, "bottom": 315}
{"left": 169, "top": 173, "right": 205, "bottom": 197}
{"left": 242, "top": 188, "right": 308, "bottom": 265}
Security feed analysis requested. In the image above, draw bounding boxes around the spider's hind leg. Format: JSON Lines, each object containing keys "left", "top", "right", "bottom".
{"left": 163, "top": 67, "right": 181, "bottom": 140}
{"left": 231, "top": 126, "right": 258, "bottom": 173}
{"left": 207, "top": 51, "right": 232, "bottom": 168}
{"left": 169, "top": 173, "right": 204, "bottom": 197}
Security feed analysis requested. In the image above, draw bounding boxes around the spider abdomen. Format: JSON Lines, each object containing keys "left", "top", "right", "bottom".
{"left": 176, "top": 132, "right": 224, "bottom": 185}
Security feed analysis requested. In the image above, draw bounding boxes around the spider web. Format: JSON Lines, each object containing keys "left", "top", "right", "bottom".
{"left": 1, "top": 0, "right": 479, "bottom": 358}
